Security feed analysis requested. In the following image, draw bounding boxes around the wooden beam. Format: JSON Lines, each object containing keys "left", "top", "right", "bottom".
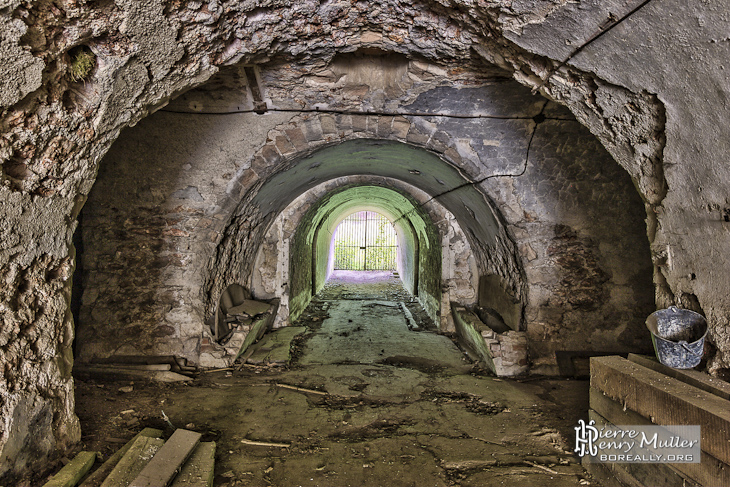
{"left": 628, "top": 353, "right": 730, "bottom": 400}
{"left": 129, "top": 429, "right": 202, "bottom": 487}
{"left": 79, "top": 428, "right": 163, "bottom": 487}
{"left": 590, "top": 388, "right": 730, "bottom": 487}
{"left": 170, "top": 442, "right": 216, "bottom": 487}
{"left": 74, "top": 366, "right": 192, "bottom": 383}
{"left": 43, "top": 451, "right": 97, "bottom": 487}
{"left": 591, "top": 355, "right": 730, "bottom": 465}
{"left": 583, "top": 410, "right": 697, "bottom": 487}
{"left": 100, "top": 436, "right": 164, "bottom": 487}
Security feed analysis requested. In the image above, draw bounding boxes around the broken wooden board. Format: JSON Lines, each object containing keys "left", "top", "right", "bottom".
{"left": 399, "top": 302, "right": 418, "bottom": 331}
{"left": 590, "top": 387, "right": 730, "bottom": 487}
{"left": 233, "top": 300, "right": 279, "bottom": 362}
{"left": 91, "top": 355, "right": 192, "bottom": 374}
{"left": 628, "top": 353, "right": 730, "bottom": 401}
{"left": 100, "top": 436, "right": 164, "bottom": 487}
{"left": 583, "top": 410, "right": 697, "bottom": 487}
{"left": 79, "top": 428, "right": 163, "bottom": 487}
{"left": 170, "top": 442, "right": 216, "bottom": 487}
{"left": 43, "top": 451, "right": 97, "bottom": 487}
{"left": 591, "top": 355, "right": 730, "bottom": 465}
{"left": 227, "top": 299, "right": 272, "bottom": 317}
{"left": 89, "top": 363, "right": 172, "bottom": 372}
{"left": 129, "top": 429, "right": 202, "bottom": 487}
{"left": 246, "top": 326, "right": 306, "bottom": 365}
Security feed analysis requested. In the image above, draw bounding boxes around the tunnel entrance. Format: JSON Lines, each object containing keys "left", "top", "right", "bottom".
{"left": 333, "top": 211, "right": 398, "bottom": 271}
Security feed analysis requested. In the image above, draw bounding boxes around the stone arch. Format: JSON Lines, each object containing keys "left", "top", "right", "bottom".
{"left": 249, "top": 174, "right": 481, "bottom": 331}
{"left": 204, "top": 134, "right": 525, "bottom": 332}
{"left": 287, "top": 184, "right": 441, "bottom": 325}
{"left": 3, "top": 2, "right": 700, "bottom": 480}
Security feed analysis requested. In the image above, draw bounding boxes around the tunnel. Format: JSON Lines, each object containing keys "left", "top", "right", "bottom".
{"left": 74, "top": 59, "right": 656, "bottom": 372}
{"left": 75, "top": 64, "right": 655, "bottom": 373}
{"left": 244, "top": 140, "right": 518, "bottom": 335}
{"left": 8, "top": 0, "right": 721, "bottom": 482}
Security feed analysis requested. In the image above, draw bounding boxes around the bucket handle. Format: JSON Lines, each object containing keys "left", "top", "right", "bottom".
{"left": 678, "top": 340, "right": 703, "bottom": 357}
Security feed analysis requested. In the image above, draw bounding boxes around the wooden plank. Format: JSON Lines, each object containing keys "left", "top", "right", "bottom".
{"left": 129, "top": 429, "right": 202, "bottom": 487}
{"left": 628, "top": 353, "right": 730, "bottom": 400}
{"left": 75, "top": 366, "right": 192, "bottom": 383}
{"left": 170, "top": 442, "right": 216, "bottom": 487}
{"left": 590, "top": 386, "right": 656, "bottom": 426}
{"left": 79, "top": 428, "right": 163, "bottom": 487}
{"left": 43, "top": 451, "right": 98, "bottom": 487}
{"left": 591, "top": 355, "right": 730, "bottom": 464}
{"left": 583, "top": 410, "right": 697, "bottom": 487}
{"left": 233, "top": 300, "right": 278, "bottom": 362}
{"left": 590, "top": 387, "right": 730, "bottom": 487}
{"left": 100, "top": 436, "right": 164, "bottom": 487}
{"left": 90, "top": 364, "right": 172, "bottom": 372}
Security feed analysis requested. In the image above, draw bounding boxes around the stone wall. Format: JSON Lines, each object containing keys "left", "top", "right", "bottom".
{"left": 2, "top": 0, "right": 729, "bottom": 481}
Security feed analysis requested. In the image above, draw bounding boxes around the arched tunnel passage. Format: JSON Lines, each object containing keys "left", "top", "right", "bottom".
{"left": 76, "top": 68, "right": 655, "bottom": 372}
{"left": 219, "top": 139, "right": 526, "bottom": 335}
{"left": 285, "top": 184, "right": 444, "bottom": 328}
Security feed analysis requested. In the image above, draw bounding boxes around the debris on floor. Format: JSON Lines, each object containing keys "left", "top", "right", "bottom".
{"left": 74, "top": 356, "right": 199, "bottom": 383}
{"left": 43, "top": 427, "right": 216, "bottom": 487}
{"left": 241, "top": 327, "right": 306, "bottom": 366}
{"left": 72, "top": 273, "right": 597, "bottom": 486}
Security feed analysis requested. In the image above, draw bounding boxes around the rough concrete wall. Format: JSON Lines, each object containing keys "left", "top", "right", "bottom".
{"left": 417, "top": 211, "right": 443, "bottom": 327}
{"left": 397, "top": 218, "right": 419, "bottom": 296}
{"left": 288, "top": 209, "right": 316, "bottom": 323}
{"left": 2, "top": 0, "right": 729, "bottom": 480}
{"left": 77, "top": 110, "right": 290, "bottom": 363}
{"left": 481, "top": 106, "right": 656, "bottom": 371}
{"left": 498, "top": 0, "right": 730, "bottom": 376}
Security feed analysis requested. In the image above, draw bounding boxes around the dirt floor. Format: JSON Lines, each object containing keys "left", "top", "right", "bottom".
{"left": 71, "top": 272, "right": 599, "bottom": 486}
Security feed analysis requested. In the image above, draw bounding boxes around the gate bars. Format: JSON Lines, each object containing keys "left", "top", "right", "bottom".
{"left": 333, "top": 211, "right": 398, "bottom": 270}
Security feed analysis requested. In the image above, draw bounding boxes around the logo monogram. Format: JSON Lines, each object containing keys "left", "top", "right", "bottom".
{"left": 574, "top": 419, "right": 599, "bottom": 457}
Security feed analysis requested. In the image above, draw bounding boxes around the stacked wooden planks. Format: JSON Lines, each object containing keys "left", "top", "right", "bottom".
{"left": 43, "top": 428, "right": 215, "bottom": 487}
{"left": 586, "top": 355, "right": 730, "bottom": 487}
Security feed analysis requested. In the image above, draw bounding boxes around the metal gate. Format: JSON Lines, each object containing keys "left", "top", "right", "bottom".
{"left": 333, "top": 211, "right": 398, "bottom": 270}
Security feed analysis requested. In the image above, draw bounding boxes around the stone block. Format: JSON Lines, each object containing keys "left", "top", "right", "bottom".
{"left": 377, "top": 116, "right": 393, "bottom": 137}
{"left": 480, "top": 329, "right": 497, "bottom": 340}
{"left": 285, "top": 128, "right": 309, "bottom": 151}
{"left": 319, "top": 114, "right": 337, "bottom": 134}
{"left": 366, "top": 115, "right": 380, "bottom": 134}
{"left": 274, "top": 135, "right": 295, "bottom": 156}
{"left": 406, "top": 130, "right": 429, "bottom": 146}
{"left": 334, "top": 114, "right": 352, "bottom": 132}
{"left": 443, "top": 147, "right": 461, "bottom": 164}
{"left": 392, "top": 116, "right": 410, "bottom": 139}
{"left": 351, "top": 114, "right": 367, "bottom": 132}
{"left": 260, "top": 145, "right": 280, "bottom": 165}
{"left": 302, "top": 119, "right": 324, "bottom": 141}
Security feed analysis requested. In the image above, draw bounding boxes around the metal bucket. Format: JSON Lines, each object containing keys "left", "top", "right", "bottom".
{"left": 646, "top": 306, "right": 707, "bottom": 369}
